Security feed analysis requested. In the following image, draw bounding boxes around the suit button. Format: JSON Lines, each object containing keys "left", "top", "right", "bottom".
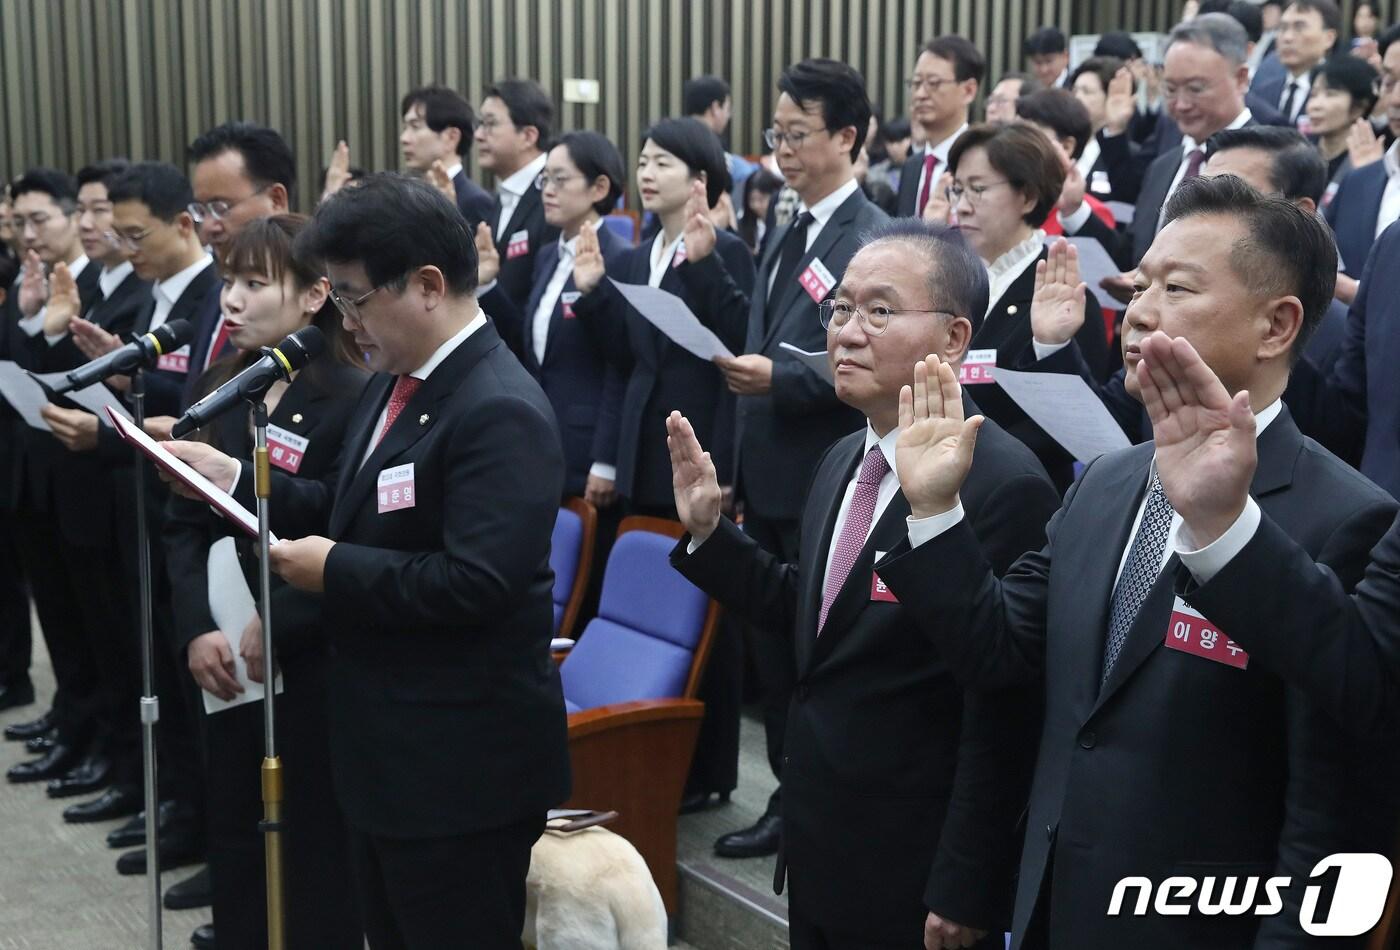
{"left": 1045, "top": 823, "right": 1053, "bottom": 841}
{"left": 783, "top": 755, "right": 790, "bottom": 766}
{"left": 1079, "top": 730, "right": 1096, "bottom": 749}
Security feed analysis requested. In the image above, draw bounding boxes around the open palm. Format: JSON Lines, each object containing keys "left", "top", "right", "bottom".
{"left": 1031, "top": 238, "right": 1087, "bottom": 346}
{"left": 573, "top": 224, "right": 607, "bottom": 294}
{"left": 895, "top": 356, "right": 983, "bottom": 519}
{"left": 666, "top": 411, "right": 721, "bottom": 541}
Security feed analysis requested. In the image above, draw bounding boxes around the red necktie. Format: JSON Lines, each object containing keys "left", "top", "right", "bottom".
{"left": 1182, "top": 147, "right": 1205, "bottom": 183}
{"left": 916, "top": 152, "right": 940, "bottom": 217}
{"left": 818, "top": 447, "right": 890, "bottom": 633}
{"left": 204, "top": 318, "right": 233, "bottom": 371}
{"left": 375, "top": 376, "right": 423, "bottom": 447}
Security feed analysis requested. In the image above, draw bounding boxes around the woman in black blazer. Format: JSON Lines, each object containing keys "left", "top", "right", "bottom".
{"left": 162, "top": 215, "right": 368, "bottom": 949}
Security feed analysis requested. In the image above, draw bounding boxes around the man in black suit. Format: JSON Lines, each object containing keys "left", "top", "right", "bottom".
{"left": 169, "top": 175, "right": 570, "bottom": 948}
{"left": 1249, "top": 0, "right": 1339, "bottom": 126}
{"left": 678, "top": 58, "right": 887, "bottom": 858}
{"left": 474, "top": 78, "right": 560, "bottom": 310}
{"left": 400, "top": 85, "right": 495, "bottom": 228}
{"left": 897, "top": 36, "right": 981, "bottom": 218}
{"left": 668, "top": 218, "right": 1058, "bottom": 950}
{"left": 879, "top": 175, "right": 1398, "bottom": 947}
{"left": 1024, "top": 27, "right": 1072, "bottom": 90}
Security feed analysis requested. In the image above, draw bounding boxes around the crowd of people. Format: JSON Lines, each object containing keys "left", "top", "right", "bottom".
{"left": 1, "top": 0, "right": 1400, "bottom": 947}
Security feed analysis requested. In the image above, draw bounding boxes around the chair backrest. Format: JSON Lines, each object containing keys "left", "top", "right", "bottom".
{"left": 560, "top": 516, "right": 720, "bottom": 712}
{"left": 549, "top": 498, "right": 597, "bottom": 639}
{"left": 603, "top": 211, "right": 638, "bottom": 245}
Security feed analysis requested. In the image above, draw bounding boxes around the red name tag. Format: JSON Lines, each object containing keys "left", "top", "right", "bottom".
{"left": 798, "top": 258, "right": 836, "bottom": 303}
{"left": 560, "top": 291, "right": 580, "bottom": 319}
{"left": 506, "top": 229, "right": 530, "bottom": 259}
{"left": 671, "top": 242, "right": 688, "bottom": 268}
{"left": 266, "top": 424, "right": 308, "bottom": 475}
{"left": 870, "top": 551, "right": 899, "bottom": 603}
{"left": 1165, "top": 596, "right": 1249, "bottom": 669}
{"left": 958, "top": 348, "right": 997, "bottom": 385}
{"left": 376, "top": 463, "right": 417, "bottom": 514}
{"left": 156, "top": 350, "right": 190, "bottom": 374}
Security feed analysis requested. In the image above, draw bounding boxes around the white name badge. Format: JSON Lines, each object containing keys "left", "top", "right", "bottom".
{"left": 506, "top": 229, "right": 530, "bottom": 259}
{"left": 798, "top": 258, "right": 837, "bottom": 303}
{"left": 266, "top": 424, "right": 309, "bottom": 475}
{"left": 958, "top": 348, "right": 997, "bottom": 384}
{"left": 156, "top": 344, "right": 191, "bottom": 374}
{"left": 560, "top": 290, "right": 581, "bottom": 319}
{"left": 377, "top": 463, "right": 417, "bottom": 514}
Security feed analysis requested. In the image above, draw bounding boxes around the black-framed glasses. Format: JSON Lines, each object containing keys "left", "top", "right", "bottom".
{"left": 187, "top": 186, "right": 269, "bottom": 224}
{"left": 818, "top": 300, "right": 953, "bottom": 336}
{"left": 945, "top": 180, "right": 1013, "bottom": 206}
{"left": 764, "top": 127, "right": 829, "bottom": 150}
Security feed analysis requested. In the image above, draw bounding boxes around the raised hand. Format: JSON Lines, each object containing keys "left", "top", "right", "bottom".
{"left": 321, "top": 140, "right": 352, "bottom": 201}
{"left": 1031, "top": 238, "right": 1087, "bottom": 346}
{"left": 922, "top": 172, "right": 954, "bottom": 226}
{"left": 1136, "top": 332, "right": 1256, "bottom": 548}
{"left": 682, "top": 179, "right": 718, "bottom": 262}
{"left": 666, "top": 411, "right": 722, "bottom": 543}
{"left": 69, "top": 315, "right": 123, "bottom": 359}
{"left": 18, "top": 249, "right": 47, "bottom": 317}
{"left": 427, "top": 159, "right": 458, "bottom": 204}
{"left": 1347, "top": 117, "right": 1384, "bottom": 169}
{"left": 573, "top": 223, "right": 607, "bottom": 294}
{"left": 895, "top": 355, "right": 983, "bottom": 519}
{"left": 474, "top": 222, "right": 501, "bottom": 286}
{"left": 1104, "top": 67, "right": 1137, "bottom": 136}
{"left": 42, "top": 261, "right": 80, "bottom": 336}
{"left": 1056, "top": 155, "right": 1087, "bottom": 219}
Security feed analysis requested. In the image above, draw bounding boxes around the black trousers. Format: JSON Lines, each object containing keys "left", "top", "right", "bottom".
{"left": 348, "top": 815, "right": 543, "bottom": 950}
{"left": 0, "top": 517, "right": 31, "bottom": 689}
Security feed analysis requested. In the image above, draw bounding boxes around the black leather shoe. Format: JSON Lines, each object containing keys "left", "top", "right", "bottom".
{"left": 46, "top": 753, "right": 113, "bottom": 798}
{"left": 116, "top": 830, "right": 205, "bottom": 875}
{"left": 6, "top": 743, "right": 81, "bottom": 783}
{"left": 25, "top": 731, "right": 56, "bottom": 754}
{"left": 106, "top": 800, "right": 177, "bottom": 849}
{"left": 164, "top": 866, "right": 211, "bottom": 910}
{"left": 190, "top": 923, "right": 215, "bottom": 949}
{"left": 714, "top": 813, "right": 782, "bottom": 858}
{"left": 64, "top": 784, "right": 143, "bottom": 823}
{"left": 679, "top": 789, "right": 731, "bottom": 815}
{"left": 4, "top": 709, "right": 51, "bottom": 741}
{"left": 0, "top": 679, "right": 34, "bottom": 713}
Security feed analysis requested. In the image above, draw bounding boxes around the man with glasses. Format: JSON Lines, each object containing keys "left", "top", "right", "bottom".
{"left": 897, "top": 36, "right": 983, "bottom": 217}
{"left": 678, "top": 56, "right": 885, "bottom": 863}
{"left": 1249, "top": 0, "right": 1339, "bottom": 126}
{"left": 667, "top": 218, "right": 1055, "bottom": 949}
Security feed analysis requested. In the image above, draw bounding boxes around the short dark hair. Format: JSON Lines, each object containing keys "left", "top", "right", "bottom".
{"left": 856, "top": 218, "right": 990, "bottom": 336}
{"left": 1205, "top": 125, "right": 1328, "bottom": 203}
{"left": 1200, "top": 0, "right": 1264, "bottom": 43}
{"left": 922, "top": 35, "right": 987, "bottom": 85}
{"left": 400, "top": 85, "right": 477, "bottom": 156}
{"left": 1162, "top": 174, "right": 1335, "bottom": 359}
{"left": 10, "top": 168, "right": 77, "bottom": 210}
{"left": 994, "top": 71, "right": 1040, "bottom": 96}
{"left": 556, "top": 131, "right": 626, "bottom": 217}
{"left": 1094, "top": 31, "right": 1143, "bottom": 60}
{"left": 947, "top": 123, "right": 1065, "bottom": 227}
{"left": 76, "top": 159, "right": 131, "bottom": 193}
{"left": 1285, "top": 0, "right": 1342, "bottom": 35}
{"left": 297, "top": 173, "right": 478, "bottom": 296}
{"left": 1023, "top": 26, "right": 1068, "bottom": 57}
{"left": 107, "top": 162, "right": 194, "bottom": 221}
{"left": 881, "top": 117, "right": 912, "bottom": 141}
{"left": 1380, "top": 23, "right": 1400, "bottom": 58}
{"left": 484, "top": 78, "right": 555, "bottom": 151}
{"left": 642, "top": 117, "right": 732, "bottom": 208}
{"left": 1312, "top": 53, "right": 1381, "bottom": 117}
{"left": 1072, "top": 56, "right": 1124, "bottom": 94}
{"left": 1016, "top": 88, "right": 1093, "bottom": 158}
{"left": 682, "top": 76, "right": 731, "bottom": 117}
{"left": 187, "top": 122, "right": 297, "bottom": 197}
{"left": 777, "top": 57, "right": 873, "bottom": 161}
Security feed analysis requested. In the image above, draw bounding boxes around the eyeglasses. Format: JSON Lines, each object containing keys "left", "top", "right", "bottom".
{"left": 905, "top": 76, "right": 958, "bottom": 93}
{"left": 945, "top": 180, "right": 1013, "bottom": 206}
{"left": 1161, "top": 81, "right": 1214, "bottom": 103}
{"left": 328, "top": 277, "right": 399, "bottom": 322}
{"left": 187, "top": 186, "right": 269, "bottom": 224}
{"left": 534, "top": 172, "right": 585, "bottom": 191}
{"left": 764, "top": 127, "right": 829, "bottom": 150}
{"left": 818, "top": 300, "right": 952, "bottom": 336}
{"left": 107, "top": 229, "right": 154, "bottom": 252}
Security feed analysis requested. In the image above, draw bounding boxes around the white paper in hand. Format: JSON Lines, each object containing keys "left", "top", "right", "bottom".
{"left": 608, "top": 278, "right": 734, "bottom": 361}
{"left": 203, "top": 538, "right": 284, "bottom": 715}
{"left": 32, "top": 371, "right": 131, "bottom": 426}
{"left": 778, "top": 341, "right": 834, "bottom": 385}
{"left": 0, "top": 361, "right": 52, "bottom": 430}
{"left": 991, "top": 369, "right": 1131, "bottom": 463}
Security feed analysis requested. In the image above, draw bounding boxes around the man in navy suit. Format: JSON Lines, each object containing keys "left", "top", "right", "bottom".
{"left": 1248, "top": 0, "right": 1339, "bottom": 126}
{"left": 400, "top": 85, "right": 495, "bottom": 229}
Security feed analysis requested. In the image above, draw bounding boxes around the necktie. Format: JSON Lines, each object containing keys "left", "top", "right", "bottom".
{"left": 818, "top": 446, "right": 890, "bottom": 633}
{"left": 916, "top": 152, "right": 940, "bottom": 217}
{"left": 768, "top": 211, "right": 814, "bottom": 306}
{"left": 1101, "top": 472, "right": 1175, "bottom": 682}
{"left": 204, "top": 318, "right": 233, "bottom": 371}
{"left": 374, "top": 375, "right": 423, "bottom": 447}
{"left": 1182, "top": 147, "right": 1205, "bottom": 183}
{"left": 1280, "top": 81, "right": 1298, "bottom": 121}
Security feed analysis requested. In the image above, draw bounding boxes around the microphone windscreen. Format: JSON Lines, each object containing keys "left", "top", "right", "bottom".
{"left": 152, "top": 318, "right": 195, "bottom": 352}
{"left": 278, "top": 325, "right": 326, "bottom": 370}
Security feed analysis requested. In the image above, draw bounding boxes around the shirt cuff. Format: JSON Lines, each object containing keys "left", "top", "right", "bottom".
{"left": 1033, "top": 339, "right": 1072, "bottom": 360}
{"left": 686, "top": 535, "right": 706, "bottom": 555}
{"left": 227, "top": 465, "right": 241, "bottom": 498}
{"left": 17, "top": 309, "right": 45, "bottom": 337}
{"left": 588, "top": 462, "right": 617, "bottom": 481}
{"left": 1176, "top": 498, "right": 1261, "bottom": 583}
{"left": 1060, "top": 201, "right": 1094, "bottom": 234}
{"left": 907, "top": 503, "right": 965, "bottom": 548}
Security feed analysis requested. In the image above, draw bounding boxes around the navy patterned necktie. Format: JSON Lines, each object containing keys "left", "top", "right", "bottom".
{"left": 1102, "top": 472, "right": 1175, "bottom": 682}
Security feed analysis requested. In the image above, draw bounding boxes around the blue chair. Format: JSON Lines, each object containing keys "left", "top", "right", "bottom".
{"left": 603, "top": 212, "right": 638, "bottom": 245}
{"left": 549, "top": 497, "right": 596, "bottom": 639}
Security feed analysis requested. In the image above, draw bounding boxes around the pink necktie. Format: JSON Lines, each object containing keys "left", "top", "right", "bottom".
{"left": 818, "top": 447, "right": 890, "bottom": 634}
{"left": 916, "top": 152, "right": 940, "bottom": 217}
{"left": 1182, "top": 147, "right": 1205, "bottom": 182}
{"left": 375, "top": 376, "right": 423, "bottom": 447}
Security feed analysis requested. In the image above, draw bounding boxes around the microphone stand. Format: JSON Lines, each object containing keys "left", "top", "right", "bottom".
{"left": 130, "top": 369, "right": 162, "bottom": 950}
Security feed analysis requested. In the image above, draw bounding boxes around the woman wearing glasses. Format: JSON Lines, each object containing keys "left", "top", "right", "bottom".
{"left": 473, "top": 131, "right": 630, "bottom": 510}
{"left": 163, "top": 215, "right": 367, "bottom": 949}
{"left": 945, "top": 123, "right": 1110, "bottom": 489}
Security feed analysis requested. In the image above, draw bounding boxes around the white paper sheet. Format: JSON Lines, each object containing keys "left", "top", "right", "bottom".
{"left": 32, "top": 372, "right": 131, "bottom": 426}
{"left": 203, "top": 537, "right": 284, "bottom": 715}
{"left": 1052, "top": 236, "right": 1126, "bottom": 312}
{"left": 608, "top": 278, "right": 734, "bottom": 361}
{"left": 1105, "top": 201, "right": 1136, "bottom": 225}
{"left": 0, "top": 361, "right": 52, "bottom": 430}
{"left": 777, "top": 341, "right": 834, "bottom": 385}
{"left": 990, "top": 369, "right": 1131, "bottom": 463}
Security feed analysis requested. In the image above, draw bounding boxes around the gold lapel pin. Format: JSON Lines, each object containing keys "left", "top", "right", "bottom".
{"left": 418, "top": 413, "right": 429, "bottom": 425}
{"left": 291, "top": 412, "right": 303, "bottom": 424}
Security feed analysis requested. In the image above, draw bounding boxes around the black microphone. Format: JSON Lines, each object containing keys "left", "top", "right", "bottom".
{"left": 170, "top": 325, "right": 326, "bottom": 438}
{"left": 56, "top": 319, "right": 195, "bottom": 394}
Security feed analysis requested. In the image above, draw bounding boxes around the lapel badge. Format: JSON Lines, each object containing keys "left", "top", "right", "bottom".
{"left": 291, "top": 413, "right": 303, "bottom": 424}
{"left": 418, "top": 413, "right": 429, "bottom": 425}
{"left": 1006, "top": 304, "right": 1018, "bottom": 315}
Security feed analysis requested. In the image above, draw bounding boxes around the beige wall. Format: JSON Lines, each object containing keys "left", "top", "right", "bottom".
{"left": 0, "top": 0, "right": 1387, "bottom": 209}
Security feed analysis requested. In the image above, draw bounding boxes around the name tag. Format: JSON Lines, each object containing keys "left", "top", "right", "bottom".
{"left": 798, "top": 257, "right": 837, "bottom": 303}
{"left": 870, "top": 551, "right": 898, "bottom": 603}
{"left": 506, "top": 229, "right": 530, "bottom": 259}
{"left": 560, "top": 290, "right": 581, "bottom": 319}
{"left": 377, "top": 463, "right": 417, "bottom": 514}
{"left": 1164, "top": 596, "right": 1249, "bottom": 669}
{"left": 156, "top": 345, "right": 190, "bottom": 374}
{"left": 266, "top": 424, "right": 308, "bottom": 475}
{"left": 671, "top": 242, "right": 688, "bottom": 268}
{"left": 958, "top": 348, "right": 997, "bottom": 385}
{"left": 1090, "top": 170, "right": 1112, "bottom": 195}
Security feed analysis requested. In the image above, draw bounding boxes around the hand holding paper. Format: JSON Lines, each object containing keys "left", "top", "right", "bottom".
{"left": 607, "top": 279, "right": 734, "bottom": 361}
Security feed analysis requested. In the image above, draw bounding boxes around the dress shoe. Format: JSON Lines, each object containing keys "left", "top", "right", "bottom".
{"left": 116, "top": 829, "right": 205, "bottom": 875}
{"left": 6, "top": 743, "right": 80, "bottom": 783}
{"left": 46, "top": 753, "right": 113, "bottom": 798}
{"left": 0, "top": 679, "right": 34, "bottom": 713}
{"left": 714, "top": 813, "right": 782, "bottom": 858}
{"left": 25, "top": 731, "right": 56, "bottom": 754}
{"left": 679, "top": 789, "right": 731, "bottom": 815}
{"left": 63, "top": 784, "right": 143, "bottom": 823}
{"left": 164, "top": 866, "right": 211, "bottom": 910}
{"left": 4, "top": 708, "right": 51, "bottom": 741}
{"left": 190, "top": 923, "right": 215, "bottom": 949}
{"left": 107, "top": 800, "right": 177, "bottom": 849}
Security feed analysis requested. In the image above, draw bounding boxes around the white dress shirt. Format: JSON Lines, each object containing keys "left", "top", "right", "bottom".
{"left": 766, "top": 176, "right": 860, "bottom": 298}
{"left": 1278, "top": 70, "right": 1312, "bottom": 124}
{"left": 648, "top": 230, "right": 685, "bottom": 288}
{"left": 443, "top": 161, "right": 463, "bottom": 182}
{"left": 983, "top": 229, "right": 1046, "bottom": 315}
{"left": 1164, "top": 109, "right": 1252, "bottom": 217}
{"left": 911, "top": 123, "right": 969, "bottom": 213}
{"left": 151, "top": 254, "right": 214, "bottom": 331}
{"left": 98, "top": 260, "right": 133, "bottom": 299}
{"left": 1075, "top": 135, "right": 1103, "bottom": 184}
{"left": 1376, "top": 139, "right": 1400, "bottom": 239}
{"left": 532, "top": 223, "right": 599, "bottom": 364}
{"left": 493, "top": 153, "right": 548, "bottom": 239}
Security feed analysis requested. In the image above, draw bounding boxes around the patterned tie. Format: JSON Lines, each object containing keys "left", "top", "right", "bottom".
{"left": 818, "top": 446, "right": 890, "bottom": 634}
{"left": 374, "top": 375, "right": 423, "bottom": 447}
{"left": 1101, "top": 472, "right": 1176, "bottom": 682}
{"left": 916, "top": 152, "right": 940, "bottom": 217}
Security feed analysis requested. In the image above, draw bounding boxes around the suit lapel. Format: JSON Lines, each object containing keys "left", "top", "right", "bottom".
{"left": 760, "top": 191, "right": 863, "bottom": 349}
{"left": 502, "top": 187, "right": 541, "bottom": 245}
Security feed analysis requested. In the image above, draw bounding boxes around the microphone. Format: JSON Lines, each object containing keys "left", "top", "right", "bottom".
{"left": 56, "top": 319, "right": 195, "bottom": 394}
{"left": 170, "top": 325, "right": 326, "bottom": 438}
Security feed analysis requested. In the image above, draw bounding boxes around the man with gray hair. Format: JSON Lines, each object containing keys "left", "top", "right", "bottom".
{"left": 665, "top": 219, "right": 1057, "bottom": 949}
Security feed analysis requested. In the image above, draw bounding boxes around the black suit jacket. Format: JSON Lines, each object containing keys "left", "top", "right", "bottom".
{"left": 678, "top": 187, "right": 885, "bottom": 520}
{"left": 672, "top": 409, "right": 1059, "bottom": 942}
{"left": 130, "top": 261, "right": 222, "bottom": 418}
{"left": 492, "top": 182, "right": 560, "bottom": 311}
{"left": 877, "top": 410, "right": 1398, "bottom": 948}
{"left": 896, "top": 149, "right": 926, "bottom": 218}
{"left": 453, "top": 169, "right": 495, "bottom": 230}
{"left": 232, "top": 320, "right": 570, "bottom": 838}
